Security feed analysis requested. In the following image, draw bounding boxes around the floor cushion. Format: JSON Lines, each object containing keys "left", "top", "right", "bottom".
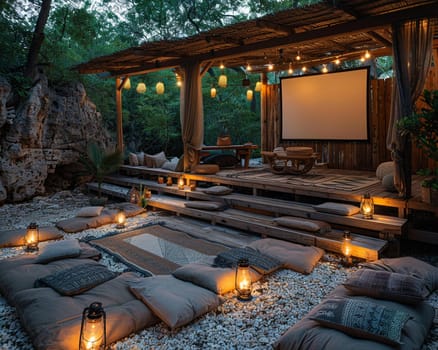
{"left": 274, "top": 285, "right": 434, "bottom": 350}
{"left": 214, "top": 247, "right": 282, "bottom": 275}
{"left": 0, "top": 226, "right": 63, "bottom": 248}
{"left": 343, "top": 269, "right": 429, "bottom": 304}
{"left": 172, "top": 263, "right": 262, "bottom": 295}
{"left": 14, "top": 272, "right": 158, "bottom": 350}
{"left": 76, "top": 206, "right": 104, "bottom": 217}
{"left": 273, "top": 216, "right": 331, "bottom": 233}
{"left": 129, "top": 275, "right": 223, "bottom": 330}
{"left": 309, "top": 298, "right": 411, "bottom": 346}
{"left": 201, "top": 185, "right": 233, "bottom": 195}
{"left": 184, "top": 201, "right": 226, "bottom": 211}
{"left": 360, "top": 256, "right": 438, "bottom": 293}
{"left": 0, "top": 242, "right": 101, "bottom": 305}
{"left": 248, "top": 238, "right": 325, "bottom": 274}
{"left": 56, "top": 203, "right": 146, "bottom": 233}
{"left": 35, "top": 239, "right": 82, "bottom": 264}
{"left": 313, "top": 202, "right": 361, "bottom": 216}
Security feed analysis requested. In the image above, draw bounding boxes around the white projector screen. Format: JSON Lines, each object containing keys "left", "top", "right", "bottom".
{"left": 280, "top": 67, "right": 369, "bottom": 141}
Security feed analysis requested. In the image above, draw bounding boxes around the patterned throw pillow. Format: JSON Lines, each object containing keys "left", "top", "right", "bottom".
{"left": 344, "top": 269, "right": 429, "bottom": 304}
{"left": 34, "top": 262, "right": 117, "bottom": 296}
{"left": 214, "top": 247, "right": 282, "bottom": 275}
{"left": 310, "top": 298, "right": 412, "bottom": 346}
{"left": 145, "top": 151, "right": 167, "bottom": 168}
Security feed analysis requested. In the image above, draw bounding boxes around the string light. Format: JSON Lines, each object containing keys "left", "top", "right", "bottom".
{"left": 364, "top": 50, "right": 371, "bottom": 59}
{"left": 334, "top": 58, "right": 341, "bottom": 65}
{"left": 301, "top": 66, "right": 307, "bottom": 72}
{"left": 175, "top": 74, "right": 182, "bottom": 87}
{"left": 267, "top": 62, "right": 274, "bottom": 71}
{"left": 219, "top": 62, "right": 225, "bottom": 69}
{"left": 295, "top": 52, "right": 301, "bottom": 61}
{"left": 288, "top": 62, "right": 293, "bottom": 74}
{"left": 322, "top": 64, "right": 328, "bottom": 73}
{"left": 246, "top": 63, "right": 252, "bottom": 71}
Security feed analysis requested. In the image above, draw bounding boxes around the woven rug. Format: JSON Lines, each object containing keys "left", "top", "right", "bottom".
{"left": 226, "top": 168, "right": 379, "bottom": 192}
{"left": 90, "top": 225, "right": 230, "bottom": 276}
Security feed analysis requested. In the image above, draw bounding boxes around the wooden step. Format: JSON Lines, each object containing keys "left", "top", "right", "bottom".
{"left": 88, "top": 182, "right": 388, "bottom": 261}
{"left": 102, "top": 175, "right": 407, "bottom": 236}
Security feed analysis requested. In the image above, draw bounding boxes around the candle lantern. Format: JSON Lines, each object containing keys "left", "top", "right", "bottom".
{"left": 115, "top": 208, "right": 126, "bottom": 229}
{"left": 360, "top": 193, "right": 374, "bottom": 219}
{"left": 157, "top": 176, "right": 164, "bottom": 184}
{"left": 24, "top": 222, "right": 39, "bottom": 252}
{"left": 189, "top": 180, "right": 197, "bottom": 191}
{"left": 235, "top": 258, "right": 252, "bottom": 301}
{"left": 342, "top": 230, "right": 353, "bottom": 265}
{"left": 128, "top": 186, "right": 140, "bottom": 204}
{"left": 166, "top": 176, "right": 173, "bottom": 186}
{"left": 79, "top": 302, "right": 106, "bottom": 350}
{"left": 178, "top": 177, "right": 185, "bottom": 190}
{"left": 144, "top": 189, "right": 152, "bottom": 199}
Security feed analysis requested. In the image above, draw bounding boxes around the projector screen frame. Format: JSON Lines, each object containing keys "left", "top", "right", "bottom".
{"left": 279, "top": 66, "right": 371, "bottom": 142}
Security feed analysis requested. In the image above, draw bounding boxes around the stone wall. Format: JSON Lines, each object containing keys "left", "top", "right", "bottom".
{"left": 0, "top": 74, "right": 113, "bottom": 203}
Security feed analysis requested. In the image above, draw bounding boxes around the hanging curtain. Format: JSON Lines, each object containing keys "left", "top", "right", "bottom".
{"left": 180, "top": 61, "right": 204, "bottom": 171}
{"left": 386, "top": 19, "right": 433, "bottom": 198}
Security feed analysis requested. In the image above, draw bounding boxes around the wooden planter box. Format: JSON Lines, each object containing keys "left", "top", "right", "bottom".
{"left": 421, "top": 187, "right": 438, "bottom": 205}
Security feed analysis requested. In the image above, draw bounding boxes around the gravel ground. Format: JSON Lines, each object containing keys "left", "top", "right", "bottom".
{"left": 0, "top": 189, "right": 437, "bottom": 349}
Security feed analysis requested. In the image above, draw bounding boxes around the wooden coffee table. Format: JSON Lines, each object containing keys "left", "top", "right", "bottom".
{"left": 262, "top": 151, "right": 318, "bottom": 175}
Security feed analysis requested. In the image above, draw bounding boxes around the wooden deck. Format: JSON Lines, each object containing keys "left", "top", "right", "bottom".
{"left": 120, "top": 164, "right": 438, "bottom": 218}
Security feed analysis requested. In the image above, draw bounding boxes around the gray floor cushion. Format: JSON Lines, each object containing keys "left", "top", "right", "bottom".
{"left": 360, "top": 256, "right": 438, "bottom": 293}
{"left": 172, "top": 262, "right": 262, "bottom": 294}
{"left": 129, "top": 275, "right": 223, "bottom": 330}
{"left": 14, "top": 272, "right": 158, "bottom": 350}
{"left": 0, "top": 242, "right": 101, "bottom": 305}
{"left": 248, "top": 238, "right": 324, "bottom": 274}
{"left": 274, "top": 285, "right": 434, "bottom": 350}
{"left": 0, "top": 226, "right": 63, "bottom": 248}
{"left": 56, "top": 203, "right": 146, "bottom": 233}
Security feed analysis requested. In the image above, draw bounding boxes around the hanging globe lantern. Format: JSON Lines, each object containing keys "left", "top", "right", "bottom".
{"left": 254, "top": 81, "right": 262, "bottom": 92}
{"left": 218, "top": 74, "right": 227, "bottom": 88}
{"left": 156, "top": 81, "right": 165, "bottom": 94}
{"left": 210, "top": 87, "right": 217, "bottom": 98}
{"left": 123, "top": 77, "right": 131, "bottom": 89}
{"left": 246, "top": 89, "right": 253, "bottom": 101}
{"left": 136, "top": 82, "right": 146, "bottom": 94}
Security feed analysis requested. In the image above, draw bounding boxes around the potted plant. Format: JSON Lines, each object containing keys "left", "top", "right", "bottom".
{"left": 80, "top": 142, "right": 123, "bottom": 205}
{"left": 398, "top": 89, "right": 438, "bottom": 204}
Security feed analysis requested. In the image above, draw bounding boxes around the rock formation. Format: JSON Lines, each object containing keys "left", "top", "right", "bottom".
{"left": 0, "top": 73, "right": 113, "bottom": 203}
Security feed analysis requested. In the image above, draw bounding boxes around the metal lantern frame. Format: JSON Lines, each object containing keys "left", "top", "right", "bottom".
{"left": 79, "top": 302, "right": 106, "bottom": 350}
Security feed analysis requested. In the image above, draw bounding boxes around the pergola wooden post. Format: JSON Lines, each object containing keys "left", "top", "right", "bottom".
{"left": 115, "top": 76, "right": 130, "bottom": 153}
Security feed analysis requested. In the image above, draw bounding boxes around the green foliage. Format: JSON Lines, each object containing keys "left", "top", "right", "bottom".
{"left": 399, "top": 90, "right": 438, "bottom": 188}
{"left": 398, "top": 90, "right": 438, "bottom": 162}
{"left": 79, "top": 142, "right": 123, "bottom": 197}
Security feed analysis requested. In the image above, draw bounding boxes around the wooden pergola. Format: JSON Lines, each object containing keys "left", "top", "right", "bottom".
{"left": 75, "top": 0, "right": 438, "bottom": 196}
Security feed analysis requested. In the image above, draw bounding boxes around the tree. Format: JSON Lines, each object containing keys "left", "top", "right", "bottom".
{"left": 24, "top": 0, "right": 52, "bottom": 79}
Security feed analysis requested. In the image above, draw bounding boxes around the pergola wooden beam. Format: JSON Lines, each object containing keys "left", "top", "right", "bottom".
{"left": 106, "top": 3, "right": 437, "bottom": 78}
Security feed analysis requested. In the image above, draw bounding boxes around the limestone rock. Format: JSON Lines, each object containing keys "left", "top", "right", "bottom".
{"left": 0, "top": 74, "right": 113, "bottom": 202}
{"left": 0, "top": 77, "right": 11, "bottom": 128}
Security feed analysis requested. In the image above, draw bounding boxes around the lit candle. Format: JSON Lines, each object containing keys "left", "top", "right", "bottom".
{"left": 178, "top": 177, "right": 185, "bottom": 190}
